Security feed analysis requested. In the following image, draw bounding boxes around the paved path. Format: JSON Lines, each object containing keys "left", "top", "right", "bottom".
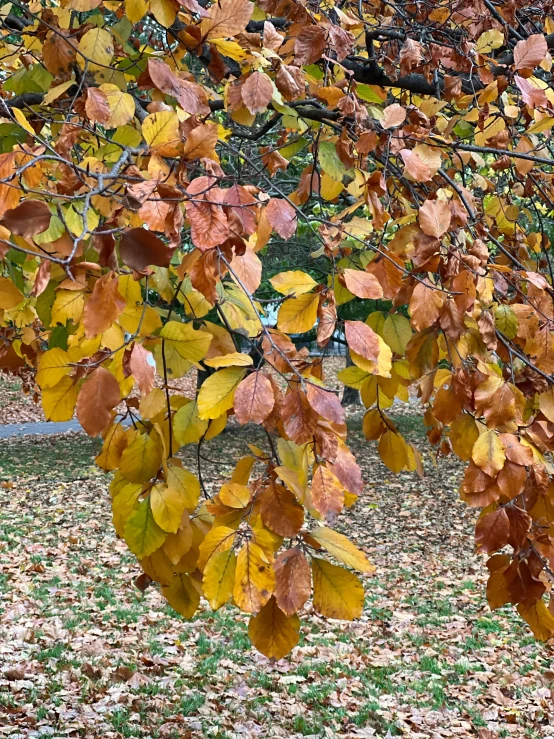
{"left": 0, "top": 420, "right": 83, "bottom": 439}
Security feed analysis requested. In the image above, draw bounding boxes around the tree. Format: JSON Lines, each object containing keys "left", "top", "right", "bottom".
{"left": 1, "top": 0, "right": 554, "bottom": 657}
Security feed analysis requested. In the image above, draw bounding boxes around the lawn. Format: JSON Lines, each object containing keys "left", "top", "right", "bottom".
{"left": 0, "top": 412, "right": 553, "bottom": 738}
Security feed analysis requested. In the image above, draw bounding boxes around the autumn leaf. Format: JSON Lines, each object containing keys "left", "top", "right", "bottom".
{"left": 265, "top": 198, "right": 297, "bottom": 239}
{"left": 234, "top": 372, "right": 275, "bottom": 425}
{"left": 197, "top": 367, "right": 246, "bottom": 420}
{"left": 418, "top": 199, "right": 451, "bottom": 237}
{"left": 248, "top": 597, "right": 300, "bottom": 659}
{"left": 514, "top": 34, "right": 548, "bottom": 71}
{"left": 119, "top": 228, "right": 173, "bottom": 272}
{"left": 342, "top": 269, "right": 383, "bottom": 299}
{"left": 0, "top": 200, "right": 51, "bottom": 241}
{"left": 472, "top": 431, "right": 506, "bottom": 477}
{"left": 76, "top": 368, "right": 120, "bottom": 437}
{"left": 241, "top": 71, "right": 274, "bottom": 114}
{"left": 311, "top": 465, "right": 345, "bottom": 520}
{"left": 310, "top": 527, "right": 375, "bottom": 573}
{"left": 233, "top": 540, "right": 275, "bottom": 614}
{"left": 311, "top": 558, "right": 364, "bottom": 620}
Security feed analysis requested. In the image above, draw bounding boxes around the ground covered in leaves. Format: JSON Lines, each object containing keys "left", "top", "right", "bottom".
{"left": 1, "top": 411, "right": 553, "bottom": 738}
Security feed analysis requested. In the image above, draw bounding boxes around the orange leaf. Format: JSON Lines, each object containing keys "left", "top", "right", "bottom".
{"left": 274, "top": 548, "right": 311, "bottom": 616}
{"left": 418, "top": 199, "right": 451, "bottom": 238}
{"left": 311, "top": 464, "right": 345, "bottom": 520}
{"left": 344, "top": 320, "right": 380, "bottom": 361}
{"left": 76, "top": 368, "right": 120, "bottom": 437}
{"left": 342, "top": 269, "right": 383, "bottom": 299}
{"left": 234, "top": 372, "right": 275, "bottom": 425}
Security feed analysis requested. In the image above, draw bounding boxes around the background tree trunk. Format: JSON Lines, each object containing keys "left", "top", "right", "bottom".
{"left": 341, "top": 353, "right": 360, "bottom": 407}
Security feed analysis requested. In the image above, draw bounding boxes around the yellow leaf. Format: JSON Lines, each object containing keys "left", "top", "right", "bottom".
{"left": 277, "top": 292, "right": 319, "bottom": 334}
{"left": 311, "top": 557, "right": 364, "bottom": 620}
{"left": 159, "top": 320, "right": 212, "bottom": 376}
{"left": 197, "top": 367, "right": 246, "bottom": 420}
{"left": 139, "top": 387, "right": 167, "bottom": 420}
{"left": 233, "top": 541, "right": 275, "bottom": 614}
{"left": 125, "top": 0, "right": 149, "bottom": 22}
{"left": 142, "top": 111, "right": 181, "bottom": 156}
{"left": 43, "top": 80, "right": 75, "bottom": 105}
{"left": 248, "top": 596, "right": 300, "bottom": 659}
{"left": 476, "top": 29, "right": 504, "bottom": 54}
{"left": 150, "top": 0, "right": 176, "bottom": 27}
{"left": 51, "top": 290, "right": 85, "bottom": 325}
{"left": 270, "top": 270, "right": 317, "bottom": 297}
{"left": 42, "top": 376, "right": 78, "bottom": 422}
{"left": 36, "top": 348, "right": 72, "bottom": 389}
{"left": 202, "top": 549, "right": 236, "bottom": 610}
{"left": 99, "top": 84, "right": 136, "bottom": 128}
{"left": 472, "top": 430, "right": 506, "bottom": 476}
{"left": 219, "top": 482, "right": 250, "bottom": 508}
{"left": 204, "top": 352, "right": 253, "bottom": 368}
{"left": 166, "top": 464, "right": 200, "bottom": 509}
{"left": 150, "top": 483, "right": 187, "bottom": 534}
{"left": 198, "top": 526, "right": 236, "bottom": 570}
{"left": 211, "top": 38, "right": 249, "bottom": 61}
{"left": 96, "top": 422, "right": 128, "bottom": 471}
{"left": 517, "top": 599, "right": 554, "bottom": 640}
{"left": 174, "top": 401, "right": 209, "bottom": 445}
{"left": 162, "top": 573, "right": 200, "bottom": 618}
{"left": 310, "top": 527, "right": 375, "bottom": 573}
{"left": 378, "top": 430, "right": 410, "bottom": 473}
{"left": 539, "top": 388, "right": 554, "bottom": 423}
{"left": 495, "top": 304, "right": 518, "bottom": 340}
{"left": 382, "top": 314, "right": 412, "bottom": 355}
{"left": 12, "top": 107, "right": 34, "bottom": 135}
{"left": 78, "top": 27, "right": 114, "bottom": 70}
{"left": 119, "top": 432, "right": 162, "bottom": 483}
{"left": 123, "top": 497, "right": 167, "bottom": 558}
{"left": 448, "top": 415, "right": 479, "bottom": 461}
{"left": 337, "top": 365, "right": 371, "bottom": 389}
{"left": 111, "top": 478, "right": 142, "bottom": 537}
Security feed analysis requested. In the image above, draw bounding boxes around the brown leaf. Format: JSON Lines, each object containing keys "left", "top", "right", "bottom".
{"left": 265, "top": 198, "right": 297, "bottom": 239}
{"left": 182, "top": 122, "right": 219, "bottom": 160}
{"left": 400, "top": 148, "right": 432, "bottom": 181}
{"left": 311, "top": 464, "right": 345, "bottom": 520}
{"left": 409, "top": 281, "right": 445, "bottom": 331}
{"left": 128, "top": 343, "right": 155, "bottom": 395}
{"left": 202, "top": 0, "right": 254, "bottom": 40}
{"left": 83, "top": 272, "right": 126, "bottom": 338}
{"left": 260, "top": 482, "right": 304, "bottom": 538}
{"left": 241, "top": 71, "right": 273, "bottom": 114}
{"left": 294, "top": 26, "right": 327, "bottom": 65}
{"left": 344, "top": 320, "right": 380, "bottom": 361}
{"left": 382, "top": 103, "right": 406, "bottom": 129}
{"left": 234, "top": 372, "right": 275, "bottom": 425}
{"left": 342, "top": 269, "right": 383, "bottom": 299}
{"left": 147, "top": 59, "right": 210, "bottom": 115}
{"left": 0, "top": 200, "right": 51, "bottom": 241}
{"left": 185, "top": 178, "right": 230, "bottom": 251}
{"left": 85, "top": 88, "right": 111, "bottom": 124}
{"left": 282, "top": 388, "right": 318, "bottom": 444}
{"left": 514, "top": 34, "right": 548, "bottom": 71}
{"left": 306, "top": 384, "right": 344, "bottom": 425}
{"left": 76, "top": 368, "right": 120, "bottom": 437}
{"left": 274, "top": 548, "right": 311, "bottom": 617}
{"left": 119, "top": 228, "right": 173, "bottom": 272}
{"left": 475, "top": 508, "right": 510, "bottom": 554}
{"left": 43, "top": 29, "right": 76, "bottom": 75}
{"left": 418, "top": 199, "right": 451, "bottom": 238}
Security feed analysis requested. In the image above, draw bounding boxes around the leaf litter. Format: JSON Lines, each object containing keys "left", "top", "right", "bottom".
{"left": 0, "top": 405, "right": 553, "bottom": 738}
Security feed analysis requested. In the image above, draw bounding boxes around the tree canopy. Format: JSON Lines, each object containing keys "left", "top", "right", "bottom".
{"left": 2, "top": 0, "right": 554, "bottom": 657}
